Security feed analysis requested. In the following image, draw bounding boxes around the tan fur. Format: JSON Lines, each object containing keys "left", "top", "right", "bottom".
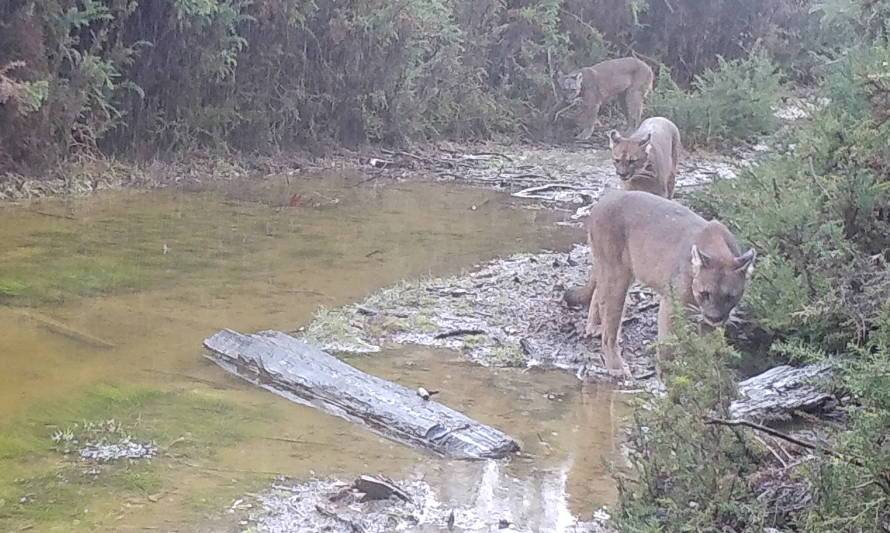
{"left": 556, "top": 57, "right": 654, "bottom": 140}
{"left": 608, "top": 117, "right": 681, "bottom": 199}
{"left": 563, "top": 191, "right": 756, "bottom": 379}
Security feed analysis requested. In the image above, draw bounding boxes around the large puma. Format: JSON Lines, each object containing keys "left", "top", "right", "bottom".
{"left": 609, "top": 117, "right": 681, "bottom": 199}
{"left": 564, "top": 191, "right": 756, "bottom": 379}
{"left": 556, "top": 57, "right": 654, "bottom": 140}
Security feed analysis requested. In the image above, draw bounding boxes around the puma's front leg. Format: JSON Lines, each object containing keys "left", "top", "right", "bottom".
{"left": 597, "top": 270, "right": 633, "bottom": 379}
{"left": 584, "top": 287, "right": 601, "bottom": 337}
{"left": 575, "top": 101, "right": 601, "bottom": 140}
{"left": 655, "top": 301, "right": 674, "bottom": 381}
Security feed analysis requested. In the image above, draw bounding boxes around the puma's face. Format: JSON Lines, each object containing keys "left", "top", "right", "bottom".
{"left": 609, "top": 130, "right": 651, "bottom": 180}
{"left": 559, "top": 71, "right": 583, "bottom": 100}
{"left": 690, "top": 245, "right": 757, "bottom": 326}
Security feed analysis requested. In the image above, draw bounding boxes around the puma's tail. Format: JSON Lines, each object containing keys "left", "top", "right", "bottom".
{"left": 563, "top": 276, "right": 596, "bottom": 308}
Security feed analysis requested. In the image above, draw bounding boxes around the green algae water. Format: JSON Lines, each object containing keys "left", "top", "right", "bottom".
{"left": 0, "top": 175, "right": 625, "bottom": 531}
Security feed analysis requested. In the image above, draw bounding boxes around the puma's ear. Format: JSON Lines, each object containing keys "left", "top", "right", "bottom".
{"left": 608, "top": 130, "right": 621, "bottom": 148}
{"left": 638, "top": 132, "right": 652, "bottom": 148}
{"left": 691, "top": 245, "right": 711, "bottom": 274}
{"left": 734, "top": 248, "right": 756, "bottom": 275}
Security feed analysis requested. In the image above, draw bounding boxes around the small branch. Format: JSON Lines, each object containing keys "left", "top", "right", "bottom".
{"left": 434, "top": 328, "right": 485, "bottom": 340}
{"left": 30, "top": 209, "right": 77, "bottom": 220}
{"left": 705, "top": 417, "right": 863, "bottom": 467}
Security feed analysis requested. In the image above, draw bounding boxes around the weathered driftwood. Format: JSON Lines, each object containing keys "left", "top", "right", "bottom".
{"left": 203, "top": 329, "right": 519, "bottom": 460}
{"left": 729, "top": 363, "right": 835, "bottom": 422}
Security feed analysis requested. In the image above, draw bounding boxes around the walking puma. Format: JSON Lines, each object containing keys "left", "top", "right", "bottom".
{"left": 564, "top": 191, "right": 756, "bottom": 379}
{"left": 609, "top": 117, "right": 681, "bottom": 199}
{"left": 556, "top": 57, "right": 654, "bottom": 140}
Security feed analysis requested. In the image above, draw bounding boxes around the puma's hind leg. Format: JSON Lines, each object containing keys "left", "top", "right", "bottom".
{"left": 624, "top": 89, "right": 645, "bottom": 130}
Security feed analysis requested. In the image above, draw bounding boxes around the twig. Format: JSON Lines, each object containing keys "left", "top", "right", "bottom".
{"left": 352, "top": 174, "right": 380, "bottom": 187}
{"left": 434, "top": 329, "right": 486, "bottom": 340}
{"left": 170, "top": 456, "right": 285, "bottom": 477}
{"left": 15, "top": 309, "right": 115, "bottom": 349}
{"left": 705, "top": 417, "right": 864, "bottom": 467}
{"left": 141, "top": 368, "right": 230, "bottom": 389}
{"left": 467, "top": 151, "right": 513, "bottom": 163}
{"left": 553, "top": 99, "right": 580, "bottom": 121}
{"left": 547, "top": 47, "right": 560, "bottom": 101}
{"left": 30, "top": 209, "right": 76, "bottom": 220}
{"left": 753, "top": 433, "right": 788, "bottom": 468}
{"left": 258, "top": 435, "right": 328, "bottom": 446}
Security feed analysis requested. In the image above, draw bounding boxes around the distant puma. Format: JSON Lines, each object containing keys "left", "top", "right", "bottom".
{"left": 609, "top": 117, "right": 681, "bottom": 199}
{"left": 564, "top": 191, "right": 756, "bottom": 379}
{"left": 556, "top": 57, "right": 654, "bottom": 140}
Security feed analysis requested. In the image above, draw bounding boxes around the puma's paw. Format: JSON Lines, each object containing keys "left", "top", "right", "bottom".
{"left": 604, "top": 360, "right": 633, "bottom": 381}
{"left": 606, "top": 366, "right": 633, "bottom": 382}
{"left": 583, "top": 323, "right": 600, "bottom": 338}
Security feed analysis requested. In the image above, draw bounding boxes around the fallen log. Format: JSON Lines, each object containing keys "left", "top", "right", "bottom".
{"left": 729, "top": 363, "right": 835, "bottom": 422}
{"left": 203, "top": 329, "right": 520, "bottom": 460}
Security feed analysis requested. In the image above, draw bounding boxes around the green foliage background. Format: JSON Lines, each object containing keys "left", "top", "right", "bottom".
{"left": 0, "top": 0, "right": 826, "bottom": 173}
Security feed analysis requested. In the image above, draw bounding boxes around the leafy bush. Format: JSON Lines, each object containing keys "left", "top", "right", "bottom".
{"left": 649, "top": 52, "right": 783, "bottom": 147}
{"left": 693, "top": 44, "right": 890, "bottom": 348}
{"left": 616, "top": 311, "right": 768, "bottom": 531}
{"left": 801, "top": 303, "right": 890, "bottom": 531}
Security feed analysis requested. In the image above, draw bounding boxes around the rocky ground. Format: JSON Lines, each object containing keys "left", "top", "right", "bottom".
{"left": 237, "top": 473, "right": 611, "bottom": 533}
{"left": 299, "top": 244, "right": 662, "bottom": 388}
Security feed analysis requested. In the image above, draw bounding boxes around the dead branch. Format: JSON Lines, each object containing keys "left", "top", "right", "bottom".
{"left": 705, "top": 417, "right": 864, "bottom": 467}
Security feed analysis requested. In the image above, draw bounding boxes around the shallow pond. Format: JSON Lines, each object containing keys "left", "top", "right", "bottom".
{"left": 0, "top": 174, "right": 625, "bottom": 531}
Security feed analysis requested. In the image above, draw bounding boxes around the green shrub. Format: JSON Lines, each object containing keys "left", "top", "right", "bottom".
{"left": 619, "top": 42, "right": 890, "bottom": 532}
{"left": 692, "top": 44, "right": 890, "bottom": 348}
{"left": 799, "top": 303, "right": 890, "bottom": 531}
{"left": 616, "top": 309, "right": 768, "bottom": 531}
{"left": 649, "top": 52, "right": 782, "bottom": 147}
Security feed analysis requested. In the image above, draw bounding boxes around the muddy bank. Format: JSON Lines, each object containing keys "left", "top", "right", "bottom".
{"left": 1, "top": 91, "right": 820, "bottom": 204}
{"left": 299, "top": 244, "right": 661, "bottom": 389}
{"left": 358, "top": 142, "right": 751, "bottom": 214}
{"left": 0, "top": 137, "right": 755, "bottom": 207}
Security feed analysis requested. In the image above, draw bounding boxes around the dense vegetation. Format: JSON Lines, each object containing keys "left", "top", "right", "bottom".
{"left": 0, "top": 0, "right": 833, "bottom": 174}
{"left": 617, "top": 1, "right": 890, "bottom": 530}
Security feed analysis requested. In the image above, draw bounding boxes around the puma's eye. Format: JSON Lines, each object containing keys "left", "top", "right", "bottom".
{"left": 700, "top": 291, "right": 711, "bottom": 301}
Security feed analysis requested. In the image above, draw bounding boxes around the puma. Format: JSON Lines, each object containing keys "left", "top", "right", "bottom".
{"left": 609, "top": 117, "right": 681, "bottom": 199}
{"left": 555, "top": 57, "right": 654, "bottom": 140}
{"left": 563, "top": 191, "right": 756, "bottom": 379}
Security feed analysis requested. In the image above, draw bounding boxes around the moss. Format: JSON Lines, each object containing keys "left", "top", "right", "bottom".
{"left": 0, "top": 383, "right": 269, "bottom": 531}
{"left": 0, "top": 192, "right": 319, "bottom": 305}
{"left": 412, "top": 313, "right": 439, "bottom": 333}
{"left": 488, "top": 344, "right": 527, "bottom": 367}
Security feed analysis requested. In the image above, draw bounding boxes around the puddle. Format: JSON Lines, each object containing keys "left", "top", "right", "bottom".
{"left": 0, "top": 173, "right": 626, "bottom": 531}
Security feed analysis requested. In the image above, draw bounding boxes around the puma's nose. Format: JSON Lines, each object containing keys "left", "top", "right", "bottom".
{"left": 703, "top": 313, "right": 729, "bottom": 327}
